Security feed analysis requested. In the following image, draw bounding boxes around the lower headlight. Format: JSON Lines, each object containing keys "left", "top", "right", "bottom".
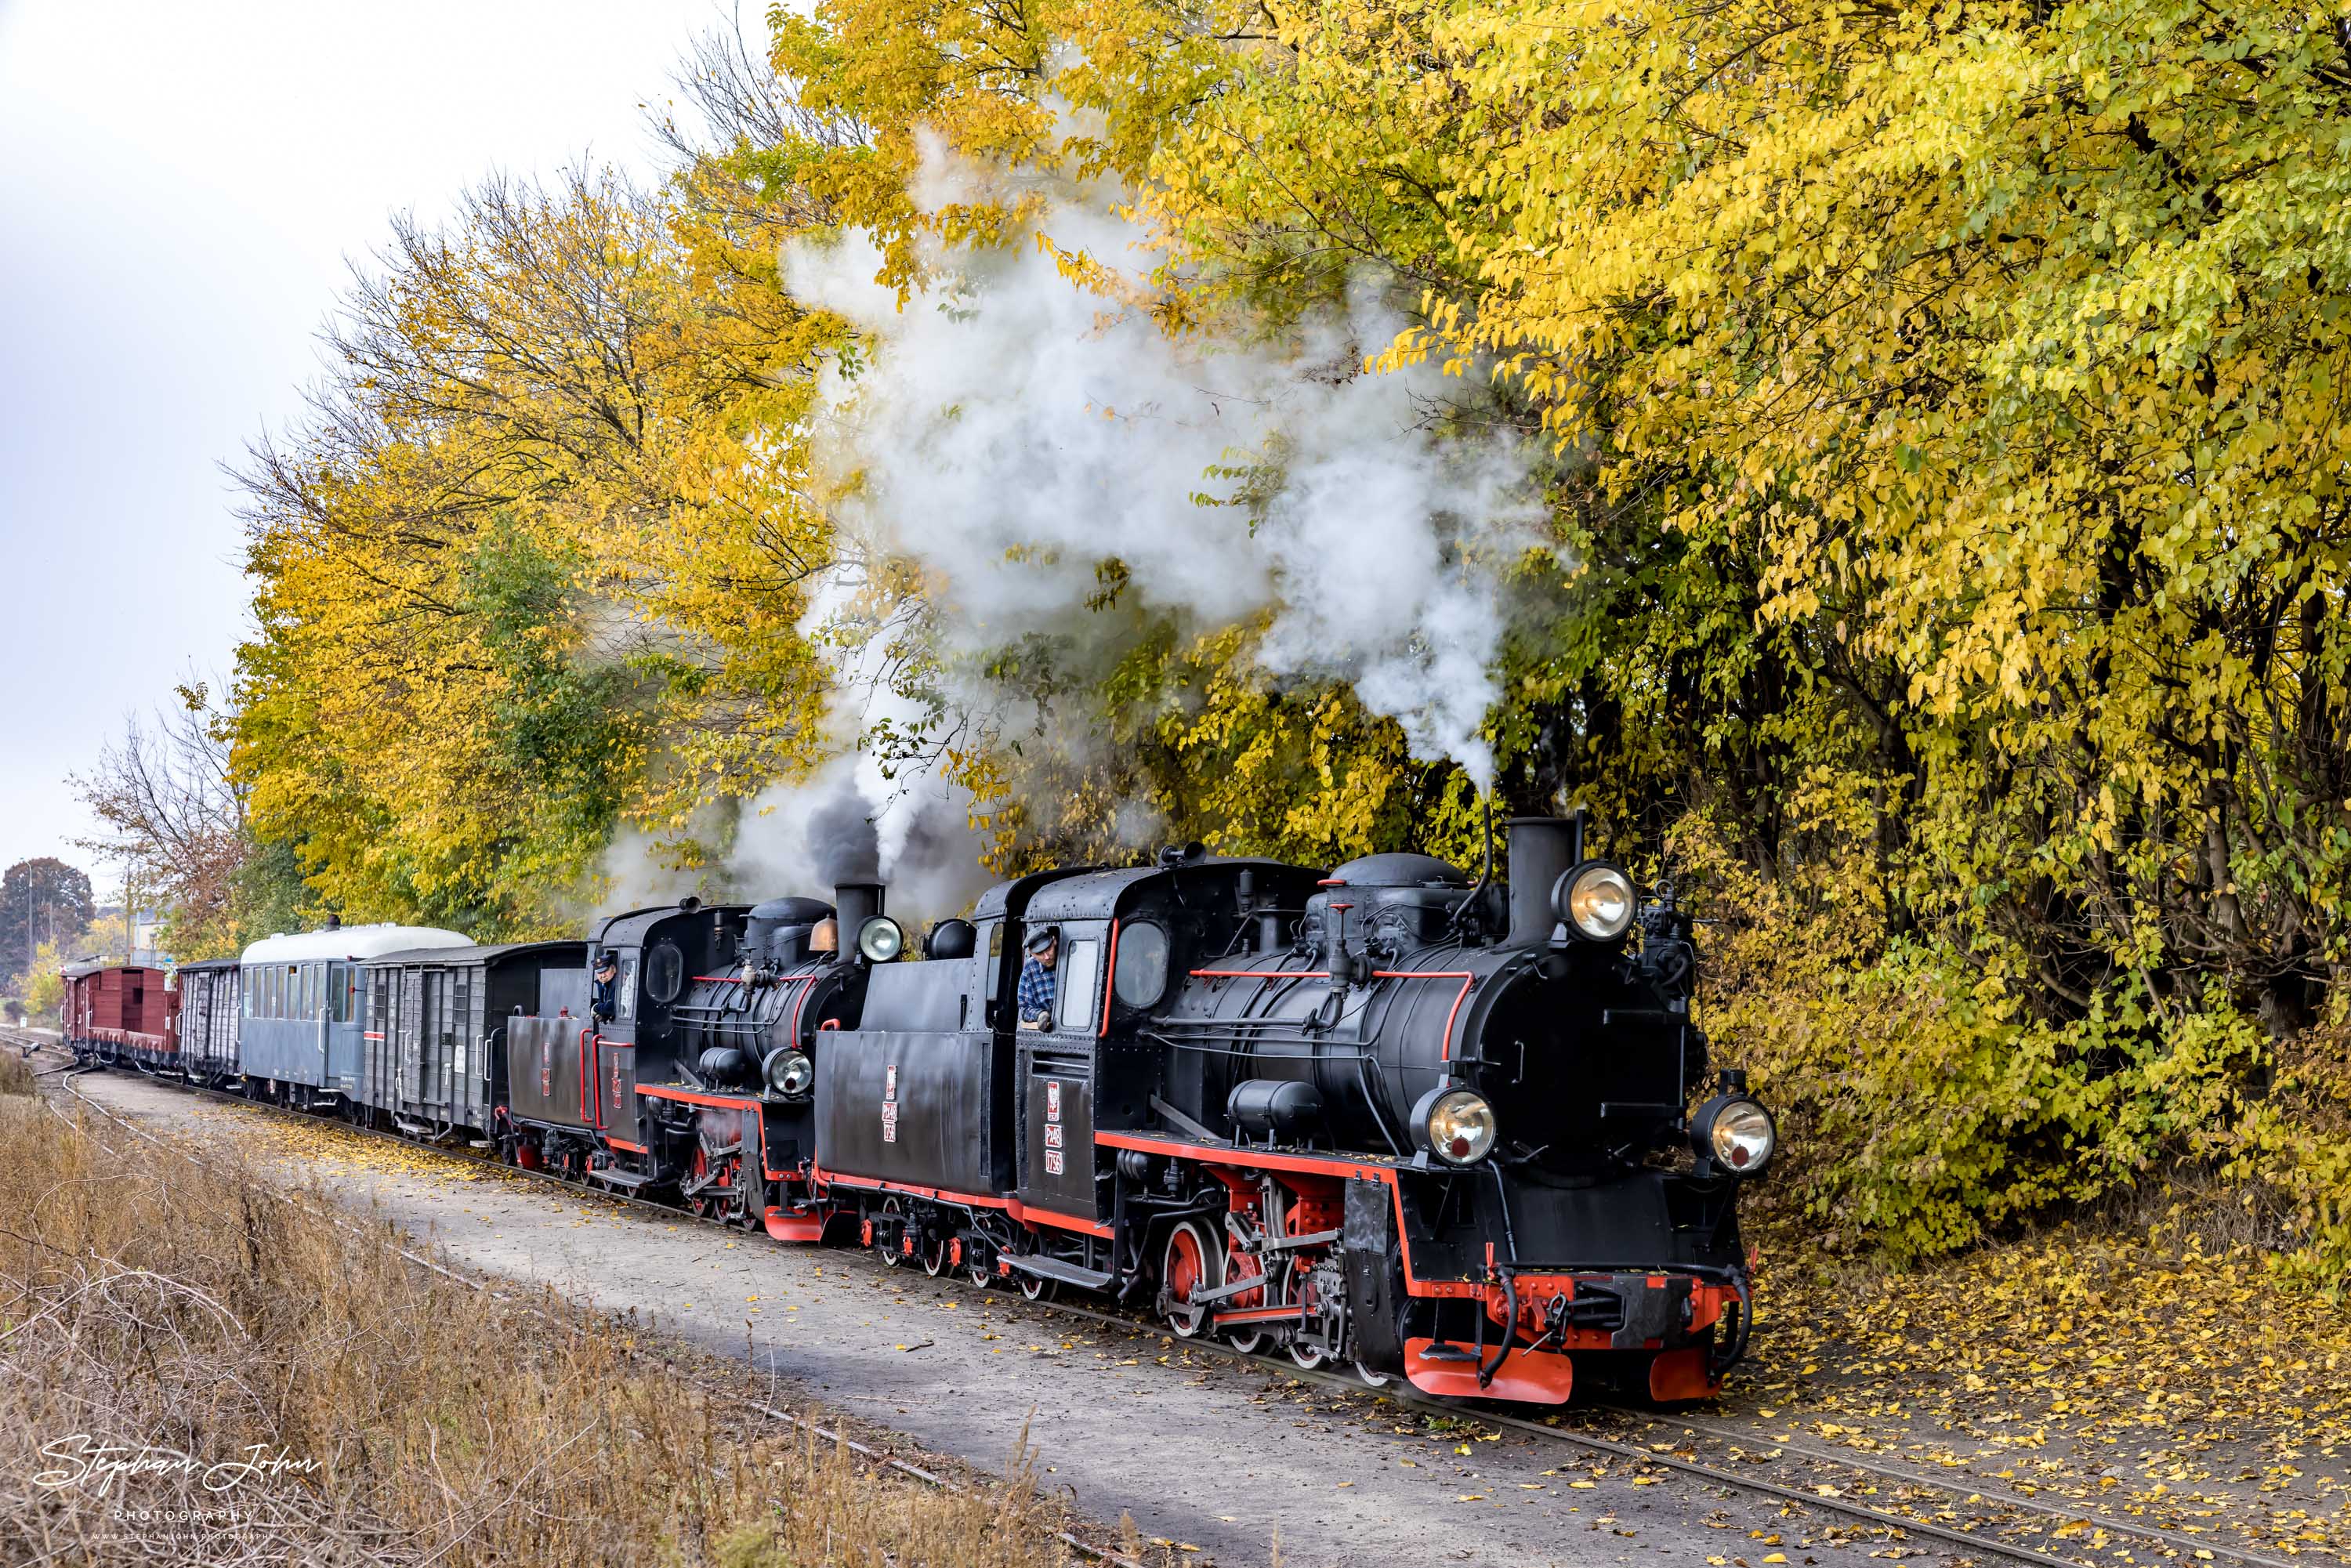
{"left": 764, "top": 1049, "right": 814, "bottom": 1098}
{"left": 1695, "top": 1096, "right": 1776, "bottom": 1175}
{"left": 857, "top": 915, "right": 905, "bottom": 962}
{"left": 1413, "top": 1085, "right": 1499, "bottom": 1166}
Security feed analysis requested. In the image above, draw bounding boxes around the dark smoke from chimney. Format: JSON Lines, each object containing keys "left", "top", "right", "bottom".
{"left": 802, "top": 783, "right": 882, "bottom": 887}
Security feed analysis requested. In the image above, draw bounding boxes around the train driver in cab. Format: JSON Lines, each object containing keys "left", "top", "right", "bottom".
{"left": 1017, "top": 926, "right": 1059, "bottom": 1030}
{"left": 592, "top": 951, "right": 619, "bottom": 1023}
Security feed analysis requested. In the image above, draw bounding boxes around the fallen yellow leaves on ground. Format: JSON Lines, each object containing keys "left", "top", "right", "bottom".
{"left": 1721, "top": 1228, "right": 2351, "bottom": 1557}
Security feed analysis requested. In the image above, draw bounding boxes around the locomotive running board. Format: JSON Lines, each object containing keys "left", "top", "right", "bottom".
{"left": 1004, "top": 1254, "right": 1115, "bottom": 1291}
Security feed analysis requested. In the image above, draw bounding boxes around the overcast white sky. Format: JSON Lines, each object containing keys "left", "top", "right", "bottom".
{"left": 0, "top": 0, "right": 730, "bottom": 899}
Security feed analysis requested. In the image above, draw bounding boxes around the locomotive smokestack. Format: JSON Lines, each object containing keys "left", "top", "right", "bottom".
{"left": 1505, "top": 814, "right": 1584, "bottom": 947}
{"left": 835, "top": 880, "right": 884, "bottom": 949}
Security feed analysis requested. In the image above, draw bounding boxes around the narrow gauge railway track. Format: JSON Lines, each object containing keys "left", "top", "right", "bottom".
{"left": 29, "top": 1040, "right": 2308, "bottom": 1568}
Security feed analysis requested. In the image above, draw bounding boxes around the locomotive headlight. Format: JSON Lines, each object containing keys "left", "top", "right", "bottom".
{"left": 1693, "top": 1095, "right": 1777, "bottom": 1175}
{"left": 764, "top": 1048, "right": 815, "bottom": 1098}
{"left": 1413, "top": 1085, "right": 1500, "bottom": 1166}
{"left": 857, "top": 915, "right": 905, "bottom": 963}
{"left": 1556, "top": 860, "right": 1636, "bottom": 942}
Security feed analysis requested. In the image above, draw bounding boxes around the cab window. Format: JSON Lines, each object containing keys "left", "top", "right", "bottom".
{"left": 1056, "top": 939, "right": 1100, "bottom": 1034}
{"left": 617, "top": 955, "right": 639, "bottom": 1021}
{"left": 1113, "top": 922, "right": 1171, "bottom": 1009}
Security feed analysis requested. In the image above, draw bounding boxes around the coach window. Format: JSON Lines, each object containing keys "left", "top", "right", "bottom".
{"left": 1056, "top": 937, "right": 1101, "bottom": 1034}
{"left": 243, "top": 970, "right": 255, "bottom": 1019}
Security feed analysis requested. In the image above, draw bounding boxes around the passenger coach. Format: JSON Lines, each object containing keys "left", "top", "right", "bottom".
{"left": 238, "top": 921, "right": 468, "bottom": 1108}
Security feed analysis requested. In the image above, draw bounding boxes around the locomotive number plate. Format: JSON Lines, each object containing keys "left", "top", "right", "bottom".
{"left": 1045, "top": 1081, "right": 1060, "bottom": 1122}
{"left": 1043, "top": 1123, "right": 1063, "bottom": 1149}
{"left": 1043, "top": 1149, "right": 1064, "bottom": 1175}
{"left": 881, "top": 1101, "right": 898, "bottom": 1143}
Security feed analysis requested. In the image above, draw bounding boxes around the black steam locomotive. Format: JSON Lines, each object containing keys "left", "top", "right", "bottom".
{"left": 488, "top": 812, "right": 1774, "bottom": 1403}
{"left": 70, "top": 811, "right": 1773, "bottom": 1405}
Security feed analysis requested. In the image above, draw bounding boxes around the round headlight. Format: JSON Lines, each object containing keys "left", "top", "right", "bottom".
{"left": 1703, "top": 1098, "right": 1776, "bottom": 1174}
{"left": 1413, "top": 1086, "right": 1499, "bottom": 1166}
{"left": 764, "top": 1048, "right": 814, "bottom": 1098}
{"left": 1556, "top": 861, "right": 1636, "bottom": 942}
{"left": 857, "top": 916, "right": 904, "bottom": 963}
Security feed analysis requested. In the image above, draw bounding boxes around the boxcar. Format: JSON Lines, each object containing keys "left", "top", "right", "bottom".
{"left": 357, "top": 941, "right": 589, "bottom": 1140}
{"left": 61, "top": 963, "right": 178, "bottom": 1070}
{"left": 239, "top": 923, "right": 469, "bottom": 1108}
{"left": 176, "top": 958, "right": 243, "bottom": 1085}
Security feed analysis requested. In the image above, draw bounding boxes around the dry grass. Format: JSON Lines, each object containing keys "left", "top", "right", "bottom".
{"left": 0, "top": 1095, "right": 1089, "bottom": 1566}
{"left": 0, "top": 1052, "right": 36, "bottom": 1099}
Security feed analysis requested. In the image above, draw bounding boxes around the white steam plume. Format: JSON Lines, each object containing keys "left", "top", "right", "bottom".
{"left": 784, "top": 144, "right": 1540, "bottom": 790}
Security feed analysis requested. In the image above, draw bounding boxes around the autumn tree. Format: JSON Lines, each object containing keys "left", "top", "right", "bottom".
{"left": 68, "top": 683, "right": 299, "bottom": 960}
{"left": 234, "top": 161, "right": 844, "bottom": 932}
{"left": 212, "top": 5, "right": 2351, "bottom": 1277}
{"left": 0, "top": 859, "right": 93, "bottom": 991}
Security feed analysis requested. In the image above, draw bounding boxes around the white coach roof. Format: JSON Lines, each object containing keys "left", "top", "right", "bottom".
{"left": 241, "top": 925, "right": 472, "bottom": 965}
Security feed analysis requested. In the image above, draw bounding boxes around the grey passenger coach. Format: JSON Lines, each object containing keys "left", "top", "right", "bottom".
{"left": 239, "top": 922, "right": 469, "bottom": 1109}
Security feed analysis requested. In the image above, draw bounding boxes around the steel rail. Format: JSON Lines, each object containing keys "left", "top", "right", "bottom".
{"left": 30, "top": 1041, "right": 2302, "bottom": 1568}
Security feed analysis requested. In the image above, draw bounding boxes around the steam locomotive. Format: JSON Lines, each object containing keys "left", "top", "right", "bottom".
{"left": 63, "top": 813, "right": 1777, "bottom": 1405}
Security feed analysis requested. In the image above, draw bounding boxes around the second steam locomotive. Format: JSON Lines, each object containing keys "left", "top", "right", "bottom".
{"left": 65, "top": 813, "right": 1776, "bottom": 1404}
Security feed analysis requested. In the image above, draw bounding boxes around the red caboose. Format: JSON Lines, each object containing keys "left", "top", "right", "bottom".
{"left": 61, "top": 963, "right": 179, "bottom": 1071}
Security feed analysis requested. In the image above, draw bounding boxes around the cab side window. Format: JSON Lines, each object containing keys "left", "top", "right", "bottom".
{"left": 1056, "top": 939, "right": 1100, "bottom": 1034}
{"left": 617, "top": 955, "right": 639, "bottom": 1021}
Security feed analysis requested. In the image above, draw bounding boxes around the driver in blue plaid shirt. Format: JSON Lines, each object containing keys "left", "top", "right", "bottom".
{"left": 1016, "top": 926, "right": 1059, "bottom": 1029}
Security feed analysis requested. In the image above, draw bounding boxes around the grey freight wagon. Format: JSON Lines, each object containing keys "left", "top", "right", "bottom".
{"left": 357, "top": 941, "right": 589, "bottom": 1141}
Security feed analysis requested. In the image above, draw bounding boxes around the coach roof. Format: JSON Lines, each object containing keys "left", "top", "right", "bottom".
{"left": 241, "top": 925, "right": 471, "bottom": 965}
{"left": 361, "top": 940, "right": 586, "bottom": 968}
